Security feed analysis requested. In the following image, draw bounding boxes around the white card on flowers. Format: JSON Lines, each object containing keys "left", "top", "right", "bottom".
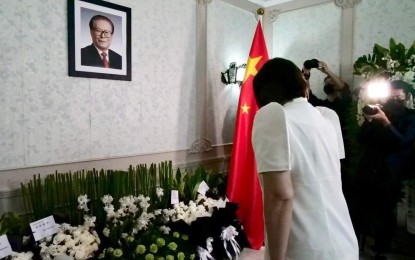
{"left": 0, "top": 235, "right": 13, "bottom": 258}
{"left": 217, "top": 198, "right": 227, "bottom": 208}
{"left": 30, "top": 215, "right": 58, "bottom": 241}
{"left": 171, "top": 190, "right": 179, "bottom": 204}
{"left": 197, "top": 181, "right": 210, "bottom": 196}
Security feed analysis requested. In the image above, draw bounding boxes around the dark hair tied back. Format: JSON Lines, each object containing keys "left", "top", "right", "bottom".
{"left": 253, "top": 57, "right": 308, "bottom": 108}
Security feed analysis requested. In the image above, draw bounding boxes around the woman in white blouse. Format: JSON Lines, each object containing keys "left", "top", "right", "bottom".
{"left": 251, "top": 57, "right": 358, "bottom": 260}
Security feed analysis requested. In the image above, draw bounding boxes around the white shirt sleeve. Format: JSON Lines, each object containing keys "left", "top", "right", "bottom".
{"left": 315, "top": 106, "right": 345, "bottom": 159}
{"left": 252, "top": 103, "right": 291, "bottom": 173}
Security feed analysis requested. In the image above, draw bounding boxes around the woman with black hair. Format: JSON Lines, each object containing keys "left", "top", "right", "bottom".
{"left": 252, "top": 57, "right": 358, "bottom": 260}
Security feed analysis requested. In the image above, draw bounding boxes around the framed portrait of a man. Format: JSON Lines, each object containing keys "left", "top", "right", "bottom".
{"left": 68, "top": 0, "right": 131, "bottom": 81}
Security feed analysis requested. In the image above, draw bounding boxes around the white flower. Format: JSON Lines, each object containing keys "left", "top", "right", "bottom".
{"left": 139, "top": 196, "right": 151, "bottom": 210}
{"left": 160, "top": 225, "right": 171, "bottom": 234}
{"left": 156, "top": 187, "right": 164, "bottom": 198}
{"left": 74, "top": 248, "right": 88, "bottom": 260}
{"left": 77, "top": 194, "right": 90, "bottom": 205}
{"left": 101, "top": 194, "right": 113, "bottom": 205}
{"left": 65, "top": 239, "right": 75, "bottom": 249}
{"left": 403, "top": 70, "right": 415, "bottom": 83}
{"left": 103, "top": 227, "right": 110, "bottom": 237}
{"left": 72, "top": 229, "right": 82, "bottom": 238}
{"left": 77, "top": 204, "right": 89, "bottom": 212}
{"left": 77, "top": 195, "right": 90, "bottom": 212}
{"left": 83, "top": 215, "right": 96, "bottom": 228}
{"left": 10, "top": 251, "right": 34, "bottom": 260}
{"left": 53, "top": 233, "right": 67, "bottom": 245}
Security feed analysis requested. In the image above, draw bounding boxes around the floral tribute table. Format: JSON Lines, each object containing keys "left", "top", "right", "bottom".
{"left": 0, "top": 161, "right": 249, "bottom": 259}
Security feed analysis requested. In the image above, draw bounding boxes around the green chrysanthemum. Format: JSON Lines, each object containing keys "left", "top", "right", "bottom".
{"left": 177, "top": 252, "right": 185, "bottom": 260}
{"left": 113, "top": 248, "right": 123, "bottom": 258}
{"left": 145, "top": 253, "right": 155, "bottom": 260}
{"left": 126, "top": 236, "right": 134, "bottom": 243}
{"left": 136, "top": 244, "right": 146, "bottom": 255}
{"left": 150, "top": 243, "right": 158, "bottom": 253}
{"left": 168, "top": 242, "right": 178, "bottom": 251}
{"left": 157, "top": 237, "right": 166, "bottom": 247}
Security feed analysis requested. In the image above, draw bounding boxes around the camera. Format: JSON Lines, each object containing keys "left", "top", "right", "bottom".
{"left": 303, "top": 59, "right": 320, "bottom": 70}
{"left": 362, "top": 105, "right": 379, "bottom": 115}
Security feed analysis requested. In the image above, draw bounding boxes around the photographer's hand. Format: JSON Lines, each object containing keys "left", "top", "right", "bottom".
{"left": 317, "top": 61, "right": 348, "bottom": 91}
{"left": 317, "top": 61, "right": 330, "bottom": 74}
{"left": 368, "top": 106, "right": 391, "bottom": 127}
{"left": 302, "top": 67, "right": 311, "bottom": 82}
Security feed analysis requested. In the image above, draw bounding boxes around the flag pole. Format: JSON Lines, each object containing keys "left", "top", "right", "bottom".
{"left": 256, "top": 8, "right": 264, "bottom": 23}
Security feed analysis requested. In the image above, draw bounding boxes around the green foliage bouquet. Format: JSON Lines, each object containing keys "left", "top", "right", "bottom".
{"left": 7, "top": 162, "right": 247, "bottom": 259}
{"left": 353, "top": 38, "right": 415, "bottom": 125}
{"left": 353, "top": 38, "right": 415, "bottom": 83}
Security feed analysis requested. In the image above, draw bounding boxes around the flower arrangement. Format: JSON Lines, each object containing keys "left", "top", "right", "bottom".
{"left": 3, "top": 161, "right": 247, "bottom": 259}
{"left": 38, "top": 216, "right": 100, "bottom": 259}
{"left": 353, "top": 38, "right": 415, "bottom": 83}
{"left": 353, "top": 38, "right": 415, "bottom": 125}
{"left": 95, "top": 191, "right": 246, "bottom": 260}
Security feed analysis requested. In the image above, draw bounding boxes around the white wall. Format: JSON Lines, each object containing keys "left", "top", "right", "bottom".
{"left": 270, "top": 0, "right": 415, "bottom": 95}
{"left": 0, "top": 0, "right": 256, "bottom": 174}
{"left": 272, "top": 2, "right": 342, "bottom": 99}
{"left": 207, "top": 1, "right": 257, "bottom": 144}
{"left": 353, "top": 0, "right": 415, "bottom": 87}
{"left": 0, "top": 0, "right": 196, "bottom": 170}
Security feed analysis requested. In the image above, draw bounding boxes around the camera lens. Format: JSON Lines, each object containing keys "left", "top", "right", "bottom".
{"left": 362, "top": 105, "right": 377, "bottom": 115}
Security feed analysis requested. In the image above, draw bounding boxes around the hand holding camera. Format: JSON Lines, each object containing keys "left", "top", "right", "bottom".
{"left": 362, "top": 105, "right": 380, "bottom": 115}
{"left": 362, "top": 104, "right": 391, "bottom": 126}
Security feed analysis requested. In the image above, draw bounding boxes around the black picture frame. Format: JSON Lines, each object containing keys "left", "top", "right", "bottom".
{"left": 68, "top": 0, "right": 131, "bottom": 81}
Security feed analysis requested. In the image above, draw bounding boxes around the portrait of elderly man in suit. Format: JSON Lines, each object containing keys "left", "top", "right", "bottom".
{"left": 81, "top": 14, "right": 122, "bottom": 69}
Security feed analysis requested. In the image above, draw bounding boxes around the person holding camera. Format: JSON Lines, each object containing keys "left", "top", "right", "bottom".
{"left": 352, "top": 80, "right": 415, "bottom": 260}
{"left": 302, "top": 59, "right": 352, "bottom": 128}
{"left": 302, "top": 59, "right": 353, "bottom": 198}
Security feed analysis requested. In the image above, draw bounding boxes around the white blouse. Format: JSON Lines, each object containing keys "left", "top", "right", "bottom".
{"left": 252, "top": 98, "right": 358, "bottom": 260}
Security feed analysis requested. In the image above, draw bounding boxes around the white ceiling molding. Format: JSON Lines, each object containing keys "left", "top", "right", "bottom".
{"left": 334, "top": 0, "right": 358, "bottom": 9}
{"left": 265, "top": 0, "right": 332, "bottom": 13}
{"left": 197, "top": 0, "right": 213, "bottom": 5}
{"left": 247, "top": 0, "right": 296, "bottom": 8}
{"left": 220, "top": 0, "right": 263, "bottom": 14}
{"left": 222, "top": 0, "right": 333, "bottom": 15}
{"left": 268, "top": 9, "right": 281, "bottom": 22}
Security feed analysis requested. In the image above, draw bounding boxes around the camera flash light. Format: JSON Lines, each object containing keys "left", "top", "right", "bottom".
{"left": 366, "top": 80, "right": 390, "bottom": 99}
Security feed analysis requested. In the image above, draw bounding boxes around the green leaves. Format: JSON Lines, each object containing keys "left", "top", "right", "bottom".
{"left": 0, "top": 211, "right": 28, "bottom": 236}
{"left": 20, "top": 161, "right": 227, "bottom": 228}
{"left": 353, "top": 38, "right": 415, "bottom": 79}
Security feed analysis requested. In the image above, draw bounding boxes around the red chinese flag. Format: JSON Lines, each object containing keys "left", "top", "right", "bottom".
{"left": 226, "top": 21, "right": 269, "bottom": 249}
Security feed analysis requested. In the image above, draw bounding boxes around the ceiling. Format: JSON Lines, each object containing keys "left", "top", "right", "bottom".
{"left": 246, "top": 0, "right": 296, "bottom": 7}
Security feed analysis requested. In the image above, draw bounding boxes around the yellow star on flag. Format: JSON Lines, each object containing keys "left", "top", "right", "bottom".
{"left": 243, "top": 55, "right": 262, "bottom": 83}
{"left": 241, "top": 102, "right": 250, "bottom": 114}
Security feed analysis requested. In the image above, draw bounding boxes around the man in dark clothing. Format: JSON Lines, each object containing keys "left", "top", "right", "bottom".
{"left": 303, "top": 61, "right": 352, "bottom": 194}
{"left": 352, "top": 80, "right": 415, "bottom": 260}
{"left": 303, "top": 61, "right": 352, "bottom": 132}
